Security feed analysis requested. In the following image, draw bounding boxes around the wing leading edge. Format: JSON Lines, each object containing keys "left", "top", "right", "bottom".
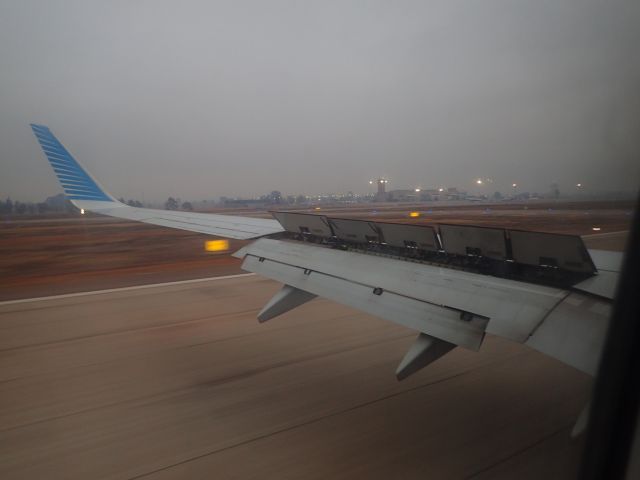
{"left": 31, "top": 124, "right": 283, "bottom": 240}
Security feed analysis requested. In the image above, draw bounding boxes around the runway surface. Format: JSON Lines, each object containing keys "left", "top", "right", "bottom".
{"left": 0, "top": 275, "right": 590, "bottom": 479}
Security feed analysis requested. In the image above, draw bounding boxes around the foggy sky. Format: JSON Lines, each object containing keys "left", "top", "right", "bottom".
{"left": 1, "top": 0, "right": 639, "bottom": 202}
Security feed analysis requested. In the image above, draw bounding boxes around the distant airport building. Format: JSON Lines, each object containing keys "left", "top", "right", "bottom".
{"left": 371, "top": 179, "right": 466, "bottom": 202}
{"left": 445, "top": 187, "right": 464, "bottom": 200}
{"left": 384, "top": 186, "right": 467, "bottom": 202}
{"left": 387, "top": 189, "right": 420, "bottom": 202}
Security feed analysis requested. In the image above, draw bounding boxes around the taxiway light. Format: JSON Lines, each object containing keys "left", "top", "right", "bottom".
{"left": 205, "top": 239, "right": 229, "bottom": 253}
{"left": 409, "top": 211, "right": 420, "bottom": 218}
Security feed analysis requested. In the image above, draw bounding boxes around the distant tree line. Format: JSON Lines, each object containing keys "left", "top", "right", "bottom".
{"left": 118, "top": 197, "right": 144, "bottom": 208}
{"left": 219, "top": 191, "right": 309, "bottom": 207}
{"left": 0, "top": 194, "right": 75, "bottom": 216}
{"left": 164, "top": 197, "right": 193, "bottom": 211}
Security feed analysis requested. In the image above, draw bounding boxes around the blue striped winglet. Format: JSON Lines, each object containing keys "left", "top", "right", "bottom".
{"left": 30, "top": 124, "right": 112, "bottom": 202}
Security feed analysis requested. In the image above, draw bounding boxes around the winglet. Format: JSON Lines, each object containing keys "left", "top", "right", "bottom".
{"left": 30, "top": 124, "right": 116, "bottom": 204}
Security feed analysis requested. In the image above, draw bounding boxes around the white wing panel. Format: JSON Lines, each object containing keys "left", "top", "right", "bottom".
{"left": 241, "top": 255, "right": 488, "bottom": 350}
{"left": 572, "top": 270, "right": 619, "bottom": 300}
{"left": 75, "top": 201, "right": 283, "bottom": 239}
{"left": 587, "top": 249, "right": 623, "bottom": 272}
{"left": 234, "top": 239, "right": 569, "bottom": 342}
{"left": 526, "top": 292, "right": 611, "bottom": 375}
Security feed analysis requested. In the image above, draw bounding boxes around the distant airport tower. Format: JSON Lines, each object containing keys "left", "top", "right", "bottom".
{"left": 369, "top": 178, "right": 388, "bottom": 201}
{"left": 377, "top": 178, "right": 387, "bottom": 196}
{"left": 368, "top": 178, "right": 389, "bottom": 201}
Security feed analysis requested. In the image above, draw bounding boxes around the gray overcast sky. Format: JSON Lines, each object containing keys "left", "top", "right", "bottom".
{"left": 1, "top": 0, "right": 638, "bottom": 202}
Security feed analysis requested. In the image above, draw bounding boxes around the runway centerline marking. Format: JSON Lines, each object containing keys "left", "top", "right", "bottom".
{"left": 0, "top": 273, "right": 256, "bottom": 306}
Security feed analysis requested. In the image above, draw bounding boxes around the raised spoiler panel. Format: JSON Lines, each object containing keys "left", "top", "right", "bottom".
{"left": 439, "top": 224, "right": 508, "bottom": 260}
{"left": 270, "top": 212, "right": 597, "bottom": 275}
{"left": 270, "top": 211, "right": 333, "bottom": 237}
{"left": 271, "top": 212, "right": 439, "bottom": 250}
{"left": 510, "top": 230, "right": 596, "bottom": 273}
{"left": 329, "top": 217, "right": 382, "bottom": 243}
{"left": 376, "top": 222, "right": 440, "bottom": 250}
{"left": 234, "top": 238, "right": 569, "bottom": 344}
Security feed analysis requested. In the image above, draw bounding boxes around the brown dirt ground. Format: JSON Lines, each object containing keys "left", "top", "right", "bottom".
{"left": 1, "top": 200, "right": 632, "bottom": 300}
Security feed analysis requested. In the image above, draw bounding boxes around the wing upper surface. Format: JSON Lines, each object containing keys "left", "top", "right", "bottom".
{"left": 75, "top": 200, "right": 283, "bottom": 239}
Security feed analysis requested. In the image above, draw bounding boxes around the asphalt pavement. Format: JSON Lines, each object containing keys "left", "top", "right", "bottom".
{"left": 0, "top": 274, "right": 589, "bottom": 479}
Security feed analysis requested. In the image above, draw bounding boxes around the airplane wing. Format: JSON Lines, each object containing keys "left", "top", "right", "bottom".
{"left": 30, "top": 124, "right": 283, "bottom": 239}
{"left": 233, "top": 217, "right": 618, "bottom": 379}
{"left": 32, "top": 124, "right": 619, "bottom": 392}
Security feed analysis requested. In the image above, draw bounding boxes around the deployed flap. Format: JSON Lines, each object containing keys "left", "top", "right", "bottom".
{"left": 396, "top": 333, "right": 456, "bottom": 380}
{"left": 257, "top": 285, "right": 317, "bottom": 322}
{"left": 31, "top": 124, "right": 283, "bottom": 240}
